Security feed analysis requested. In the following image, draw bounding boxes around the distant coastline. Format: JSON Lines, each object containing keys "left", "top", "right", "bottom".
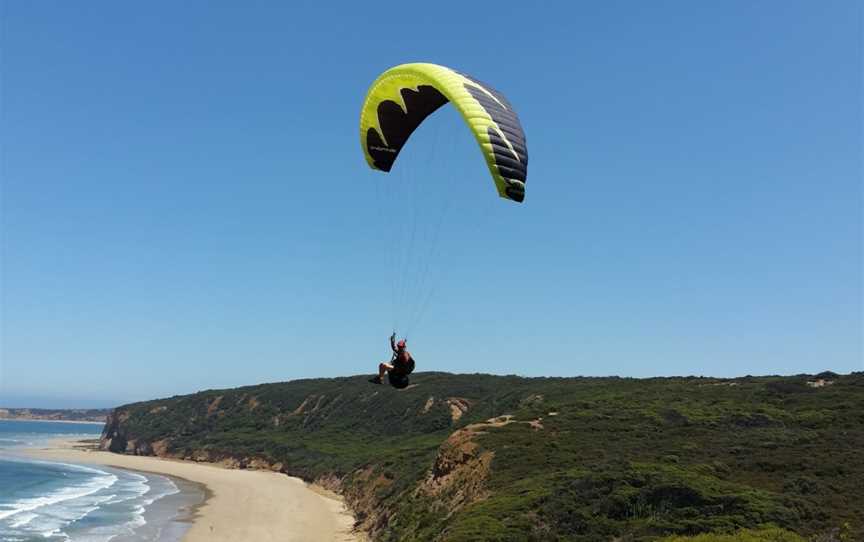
{"left": 0, "top": 407, "right": 110, "bottom": 424}
{"left": 0, "top": 417, "right": 106, "bottom": 425}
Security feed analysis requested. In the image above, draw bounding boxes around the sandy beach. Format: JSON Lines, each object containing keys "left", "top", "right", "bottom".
{"left": 25, "top": 440, "right": 362, "bottom": 542}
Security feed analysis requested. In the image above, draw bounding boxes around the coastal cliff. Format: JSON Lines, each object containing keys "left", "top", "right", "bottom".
{"left": 99, "top": 372, "right": 863, "bottom": 541}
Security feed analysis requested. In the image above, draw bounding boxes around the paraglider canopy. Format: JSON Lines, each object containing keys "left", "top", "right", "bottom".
{"left": 359, "top": 63, "right": 528, "bottom": 202}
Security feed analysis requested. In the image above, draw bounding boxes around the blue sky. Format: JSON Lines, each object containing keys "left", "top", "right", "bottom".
{"left": 1, "top": 1, "right": 861, "bottom": 408}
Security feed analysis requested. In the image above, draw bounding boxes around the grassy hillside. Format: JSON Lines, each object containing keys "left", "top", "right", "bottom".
{"left": 101, "top": 371, "right": 863, "bottom": 541}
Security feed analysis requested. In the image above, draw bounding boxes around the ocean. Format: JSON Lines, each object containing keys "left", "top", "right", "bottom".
{"left": 0, "top": 420, "right": 204, "bottom": 542}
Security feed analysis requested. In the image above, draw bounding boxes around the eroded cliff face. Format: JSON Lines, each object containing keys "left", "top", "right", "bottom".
{"left": 101, "top": 408, "right": 288, "bottom": 470}
{"left": 419, "top": 415, "right": 514, "bottom": 503}
{"left": 327, "top": 415, "right": 513, "bottom": 541}
{"left": 100, "top": 410, "right": 131, "bottom": 453}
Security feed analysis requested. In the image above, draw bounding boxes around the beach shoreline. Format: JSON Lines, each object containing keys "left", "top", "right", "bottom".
{"left": 24, "top": 439, "right": 363, "bottom": 542}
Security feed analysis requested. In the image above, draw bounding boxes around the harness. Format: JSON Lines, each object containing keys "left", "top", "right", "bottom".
{"left": 392, "top": 351, "right": 415, "bottom": 375}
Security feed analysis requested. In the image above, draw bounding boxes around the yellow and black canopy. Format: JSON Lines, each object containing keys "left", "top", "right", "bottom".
{"left": 360, "top": 63, "right": 528, "bottom": 203}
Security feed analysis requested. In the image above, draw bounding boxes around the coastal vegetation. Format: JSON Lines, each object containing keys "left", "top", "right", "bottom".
{"left": 101, "top": 371, "right": 863, "bottom": 541}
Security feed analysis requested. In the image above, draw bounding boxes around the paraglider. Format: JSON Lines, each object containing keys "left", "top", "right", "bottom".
{"left": 360, "top": 63, "right": 529, "bottom": 386}
{"left": 369, "top": 333, "right": 416, "bottom": 389}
